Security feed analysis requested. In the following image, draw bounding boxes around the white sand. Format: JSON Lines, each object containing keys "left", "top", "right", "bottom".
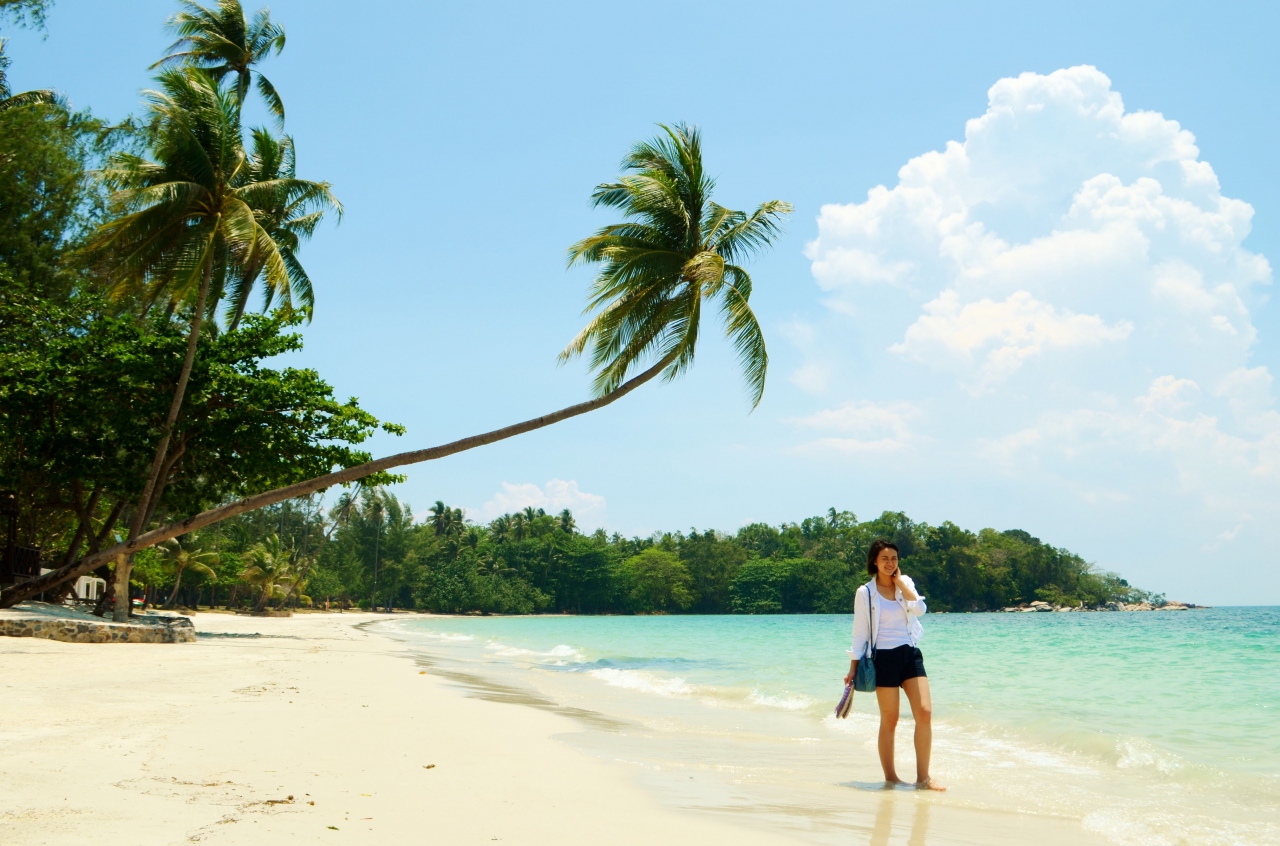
{"left": 0, "top": 612, "right": 1087, "bottom": 845}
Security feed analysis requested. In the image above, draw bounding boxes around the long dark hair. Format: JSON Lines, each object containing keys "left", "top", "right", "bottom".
{"left": 866, "top": 538, "right": 899, "bottom": 577}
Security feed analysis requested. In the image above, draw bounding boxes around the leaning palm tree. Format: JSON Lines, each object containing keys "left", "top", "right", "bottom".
{"left": 156, "top": 535, "right": 219, "bottom": 608}
{"left": 152, "top": 0, "right": 287, "bottom": 123}
{"left": 82, "top": 67, "right": 337, "bottom": 620}
{"left": 2, "top": 123, "right": 790, "bottom": 609}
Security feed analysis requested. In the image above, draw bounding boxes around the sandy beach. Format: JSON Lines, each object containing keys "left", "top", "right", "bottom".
{"left": 0, "top": 611, "right": 808, "bottom": 845}
{"left": 0, "top": 612, "right": 1101, "bottom": 846}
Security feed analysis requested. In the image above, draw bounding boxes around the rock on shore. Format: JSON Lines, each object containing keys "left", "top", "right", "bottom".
{"left": 999, "top": 599, "right": 1200, "bottom": 613}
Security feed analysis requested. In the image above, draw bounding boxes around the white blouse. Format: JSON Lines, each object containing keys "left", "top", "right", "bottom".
{"left": 847, "top": 576, "right": 927, "bottom": 660}
{"left": 875, "top": 597, "right": 912, "bottom": 649}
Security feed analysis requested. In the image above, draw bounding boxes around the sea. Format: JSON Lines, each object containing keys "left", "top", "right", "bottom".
{"left": 378, "top": 608, "right": 1279, "bottom": 846}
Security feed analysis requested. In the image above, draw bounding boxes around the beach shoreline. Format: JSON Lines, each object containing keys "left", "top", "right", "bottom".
{"left": 0, "top": 611, "right": 1093, "bottom": 845}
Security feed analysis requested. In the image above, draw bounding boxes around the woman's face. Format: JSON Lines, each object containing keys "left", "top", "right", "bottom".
{"left": 875, "top": 548, "right": 899, "bottom": 578}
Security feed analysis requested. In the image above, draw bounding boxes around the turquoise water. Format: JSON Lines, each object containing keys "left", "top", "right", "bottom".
{"left": 383, "top": 608, "right": 1279, "bottom": 845}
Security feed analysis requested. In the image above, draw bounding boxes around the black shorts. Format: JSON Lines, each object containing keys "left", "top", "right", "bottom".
{"left": 874, "top": 644, "right": 927, "bottom": 688}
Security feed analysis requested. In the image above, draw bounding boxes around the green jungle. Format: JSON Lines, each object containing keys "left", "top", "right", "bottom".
{"left": 0, "top": 0, "right": 1159, "bottom": 617}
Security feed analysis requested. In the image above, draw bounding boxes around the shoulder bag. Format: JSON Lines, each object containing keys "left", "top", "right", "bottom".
{"left": 853, "top": 583, "right": 877, "bottom": 692}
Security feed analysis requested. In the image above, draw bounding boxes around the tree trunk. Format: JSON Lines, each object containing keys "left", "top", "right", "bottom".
{"left": 164, "top": 565, "right": 186, "bottom": 609}
{"left": 114, "top": 244, "right": 215, "bottom": 622}
{"left": 2, "top": 352, "right": 677, "bottom": 609}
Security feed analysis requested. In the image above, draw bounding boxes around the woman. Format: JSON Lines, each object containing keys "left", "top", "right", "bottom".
{"left": 845, "top": 539, "right": 945, "bottom": 791}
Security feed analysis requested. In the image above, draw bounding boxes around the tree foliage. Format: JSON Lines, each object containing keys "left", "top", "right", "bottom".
{"left": 159, "top": 500, "right": 1154, "bottom": 616}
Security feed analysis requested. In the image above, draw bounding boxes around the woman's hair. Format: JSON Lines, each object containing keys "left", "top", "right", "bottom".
{"left": 866, "top": 539, "right": 899, "bottom": 576}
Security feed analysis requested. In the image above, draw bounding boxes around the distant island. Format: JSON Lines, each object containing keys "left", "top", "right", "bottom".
{"left": 126, "top": 492, "right": 1175, "bottom": 616}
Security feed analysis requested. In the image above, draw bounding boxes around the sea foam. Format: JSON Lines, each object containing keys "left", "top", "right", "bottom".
{"left": 586, "top": 668, "right": 692, "bottom": 697}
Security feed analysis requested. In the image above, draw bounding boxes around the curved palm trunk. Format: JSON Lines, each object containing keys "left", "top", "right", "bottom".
{"left": 164, "top": 564, "right": 187, "bottom": 609}
{"left": 2, "top": 353, "right": 678, "bottom": 609}
{"left": 113, "top": 250, "right": 216, "bottom": 622}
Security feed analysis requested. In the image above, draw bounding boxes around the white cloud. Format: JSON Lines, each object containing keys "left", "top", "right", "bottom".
{"left": 892, "top": 289, "right": 1132, "bottom": 389}
{"left": 470, "top": 479, "right": 607, "bottom": 530}
{"left": 795, "top": 65, "right": 1279, "bottom": 599}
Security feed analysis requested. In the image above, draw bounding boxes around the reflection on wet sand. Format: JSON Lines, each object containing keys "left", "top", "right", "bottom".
{"left": 870, "top": 793, "right": 931, "bottom": 846}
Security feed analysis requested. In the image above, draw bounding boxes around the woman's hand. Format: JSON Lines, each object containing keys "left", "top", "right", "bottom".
{"left": 894, "top": 571, "right": 921, "bottom": 602}
{"left": 844, "top": 661, "right": 856, "bottom": 686}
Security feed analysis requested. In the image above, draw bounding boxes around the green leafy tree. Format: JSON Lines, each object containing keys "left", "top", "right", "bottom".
{"left": 618, "top": 548, "right": 693, "bottom": 613}
{"left": 0, "top": 293, "right": 392, "bottom": 605}
{"left": 680, "top": 529, "right": 747, "bottom": 613}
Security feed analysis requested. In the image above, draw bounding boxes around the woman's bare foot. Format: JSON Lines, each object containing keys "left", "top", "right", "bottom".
{"left": 883, "top": 778, "right": 903, "bottom": 789}
{"left": 915, "top": 777, "right": 946, "bottom": 791}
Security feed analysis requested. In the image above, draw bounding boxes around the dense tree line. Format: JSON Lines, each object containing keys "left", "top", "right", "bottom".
{"left": 140, "top": 492, "right": 1156, "bottom": 615}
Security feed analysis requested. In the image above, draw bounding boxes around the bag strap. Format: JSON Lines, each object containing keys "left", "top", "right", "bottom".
{"left": 865, "top": 583, "right": 877, "bottom": 656}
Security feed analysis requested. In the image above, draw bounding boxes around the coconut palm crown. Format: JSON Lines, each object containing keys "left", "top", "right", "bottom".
{"left": 561, "top": 123, "right": 792, "bottom": 409}
{"left": 87, "top": 67, "right": 339, "bottom": 320}
{"left": 223, "top": 129, "right": 339, "bottom": 329}
{"left": 152, "top": 0, "right": 287, "bottom": 123}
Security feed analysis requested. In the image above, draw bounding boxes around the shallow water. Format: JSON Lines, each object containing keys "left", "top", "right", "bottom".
{"left": 381, "top": 608, "right": 1279, "bottom": 846}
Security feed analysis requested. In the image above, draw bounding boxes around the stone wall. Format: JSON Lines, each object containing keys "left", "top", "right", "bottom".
{"left": 0, "top": 615, "right": 195, "bottom": 644}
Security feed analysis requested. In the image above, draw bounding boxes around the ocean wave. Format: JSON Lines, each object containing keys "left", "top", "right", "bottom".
{"left": 416, "top": 631, "right": 474, "bottom": 642}
{"left": 747, "top": 690, "right": 814, "bottom": 711}
{"left": 485, "top": 641, "right": 586, "bottom": 663}
{"left": 1115, "top": 737, "right": 1186, "bottom": 776}
{"left": 586, "top": 668, "right": 693, "bottom": 696}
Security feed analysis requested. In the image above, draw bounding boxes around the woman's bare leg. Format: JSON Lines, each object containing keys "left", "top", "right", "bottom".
{"left": 901, "top": 677, "right": 945, "bottom": 790}
{"left": 875, "top": 686, "right": 901, "bottom": 783}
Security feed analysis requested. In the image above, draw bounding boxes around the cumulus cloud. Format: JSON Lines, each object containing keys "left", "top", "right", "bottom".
{"left": 470, "top": 479, "right": 607, "bottom": 529}
{"left": 793, "top": 65, "right": 1278, "bottom": 598}
{"left": 892, "top": 290, "right": 1132, "bottom": 389}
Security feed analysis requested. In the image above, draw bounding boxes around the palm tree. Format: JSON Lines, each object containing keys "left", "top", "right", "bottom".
{"left": 3, "top": 123, "right": 791, "bottom": 609}
{"left": 240, "top": 533, "right": 295, "bottom": 611}
{"left": 83, "top": 67, "right": 337, "bottom": 620}
{"left": 558, "top": 509, "right": 576, "bottom": 533}
{"left": 223, "top": 129, "right": 339, "bottom": 329}
{"left": 560, "top": 123, "right": 788, "bottom": 408}
{"left": 156, "top": 535, "right": 219, "bottom": 608}
{"left": 490, "top": 515, "right": 512, "bottom": 544}
{"left": 429, "top": 500, "right": 463, "bottom": 538}
{"left": 152, "top": 0, "right": 287, "bottom": 123}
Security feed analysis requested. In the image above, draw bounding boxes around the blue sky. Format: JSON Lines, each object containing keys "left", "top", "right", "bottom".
{"left": 7, "top": 1, "right": 1278, "bottom": 604}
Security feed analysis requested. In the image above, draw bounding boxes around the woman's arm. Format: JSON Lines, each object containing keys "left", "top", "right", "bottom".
{"left": 895, "top": 574, "right": 927, "bottom": 616}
